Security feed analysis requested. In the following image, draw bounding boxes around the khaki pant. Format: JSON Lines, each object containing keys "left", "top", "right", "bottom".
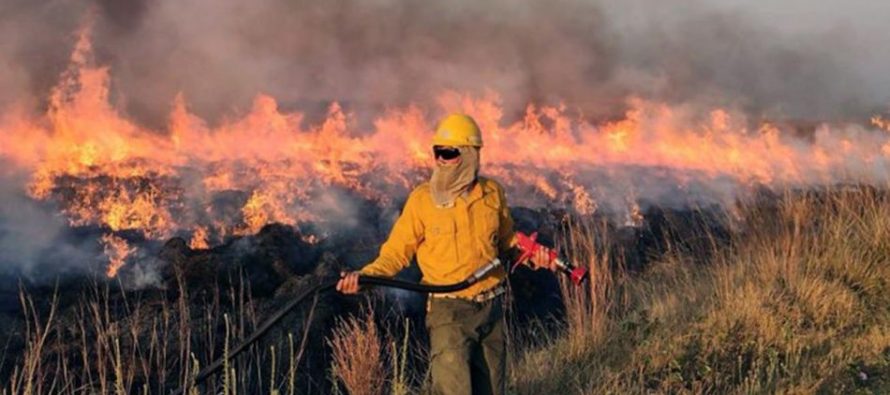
{"left": 426, "top": 296, "right": 506, "bottom": 395}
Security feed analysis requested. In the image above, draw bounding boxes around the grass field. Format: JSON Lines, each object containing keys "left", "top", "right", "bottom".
{"left": 5, "top": 187, "right": 890, "bottom": 394}
{"left": 512, "top": 187, "right": 890, "bottom": 394}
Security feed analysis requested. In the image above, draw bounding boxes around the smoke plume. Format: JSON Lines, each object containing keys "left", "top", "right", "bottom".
{"left": 1, "top": 0, "right": 888, "bottom": 124}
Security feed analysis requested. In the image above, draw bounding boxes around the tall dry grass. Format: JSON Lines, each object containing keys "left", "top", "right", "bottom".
{"left": 4, "top": 187, "right": 890, "bottom": 394}
{"left": 509, "top": 216, "right": 620, "bottom": 392}
{"left": 329, "top": 307, "right": 385, "bottom": 395}
{"left": 329, "top": 310, "right": 421, "bottom": 395}
{"left": 1, "top": 268, "right": 321, "bottom": 395}
{"left": 512, "top": 187, "right": 890, "bottom": 394}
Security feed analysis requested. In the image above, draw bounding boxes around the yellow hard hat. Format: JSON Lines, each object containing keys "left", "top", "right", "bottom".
{"left": 432, "top": 113, "right": 483, "bottom": 147}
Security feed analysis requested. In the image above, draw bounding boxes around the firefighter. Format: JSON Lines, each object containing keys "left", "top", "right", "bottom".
{"left": 337, "top": 113, "right": 556, "bottom": 395}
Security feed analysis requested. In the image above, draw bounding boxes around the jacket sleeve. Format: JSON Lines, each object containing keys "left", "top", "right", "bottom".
{"left": 497, "top": 186, "right": 518, "bottom": 252}
{"left": 359, "top": 190, "right": 425, "bottom": 277}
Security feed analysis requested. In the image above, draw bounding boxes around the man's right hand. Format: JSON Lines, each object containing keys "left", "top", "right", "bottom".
{"left": 336, "top": 271, "right": 361, "bottom": 294}
{"left": 528, "top": 246, "right": 558, "bottom": 272}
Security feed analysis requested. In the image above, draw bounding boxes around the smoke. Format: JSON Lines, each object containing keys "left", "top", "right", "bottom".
{"left": 0, "top": 168, "right": 99, "bottom": 279}
{"left": 599, "top": 0, "right": 890, "bottom": 118}
{"left": 1, "top": 0, "right": 888, "bottom": 126}
{"left": 1, "top": 0, "right": 889, "bottom": 282}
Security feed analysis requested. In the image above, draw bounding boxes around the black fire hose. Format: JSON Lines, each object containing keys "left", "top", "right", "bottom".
{"left": 172, "top": 258, "right": 504, "bottom": 395}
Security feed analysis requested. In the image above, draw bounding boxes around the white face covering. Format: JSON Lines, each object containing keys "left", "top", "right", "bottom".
{"left": 430, "top": 146, "right": 480, "bottom": 208}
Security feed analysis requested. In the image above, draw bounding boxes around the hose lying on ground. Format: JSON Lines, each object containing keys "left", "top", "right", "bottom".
{"left": 171, "top": 258, "right": 503, "bottom": 395}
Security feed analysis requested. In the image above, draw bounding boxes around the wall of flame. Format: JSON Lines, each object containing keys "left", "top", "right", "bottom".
{"left": 1, "top": 25, "right": 889, "bottom": 279}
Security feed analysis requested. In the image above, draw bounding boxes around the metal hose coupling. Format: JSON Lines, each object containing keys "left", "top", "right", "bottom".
{"left": 468, "top": 258, "right": 502, "bottom": 284}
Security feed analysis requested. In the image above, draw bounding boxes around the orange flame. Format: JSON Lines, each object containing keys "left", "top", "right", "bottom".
{"left": 3, "top": 25, "right": 890, "bottom": 277}
{"left": 101, "top": 233, "right": 135, "bottom": 278}
{"left": 189, "top": 226, "right": 210, "bottom": 250}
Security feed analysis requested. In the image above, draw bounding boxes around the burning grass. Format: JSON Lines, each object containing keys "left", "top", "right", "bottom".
{"left": 3, "top": 187, "right": 890, "bottom": 394}
{"left": 6, "top": 22, "right": 890, "bottom": 281}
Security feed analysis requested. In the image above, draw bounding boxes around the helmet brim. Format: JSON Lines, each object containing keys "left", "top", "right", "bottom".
{"left": 431, "top": 137, "right": 483, "bottom": 147}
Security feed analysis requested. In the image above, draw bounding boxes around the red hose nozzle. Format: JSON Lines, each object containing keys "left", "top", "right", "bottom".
{"left": 514, "top": 231, "right": 588, "bottom": 285}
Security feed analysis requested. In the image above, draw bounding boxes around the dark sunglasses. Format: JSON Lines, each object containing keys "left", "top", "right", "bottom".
{"left": 433, "top": 146, "right": 461, "bottom": 160}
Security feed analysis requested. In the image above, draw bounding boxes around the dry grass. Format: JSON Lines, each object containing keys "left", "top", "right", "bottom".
{"left": 512, "top": 187, "right": 890, "bottom": 394}
{"left": 4, "top": 187, "right": 890, "bottom": 394}
{"left": 329, "top": 307, "right": 385, "bottom": 395}
{"left": 0, "top": 269, "right": 319, "bottom": 394}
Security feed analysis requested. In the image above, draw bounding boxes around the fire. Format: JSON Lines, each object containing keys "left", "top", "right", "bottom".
{"left": 872, "top": 115, "right": 890, "bottom": 133}
{"left": 189, "top": 226, "right": 210, "bottom": 250}
{"left": 2, "top": 25, "right": 890, "bottom": 277}
{"left": 101, "top": 233, "right": 135, "bottom": 278}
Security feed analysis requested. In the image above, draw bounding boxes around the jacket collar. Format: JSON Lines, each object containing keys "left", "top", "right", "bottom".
{"left": 464, "top": 177, "right": 495, "bottom": 205}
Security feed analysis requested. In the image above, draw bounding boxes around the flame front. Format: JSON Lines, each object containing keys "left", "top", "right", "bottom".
{"left": 2, "top": 26, "right": 890, "bottom": 277}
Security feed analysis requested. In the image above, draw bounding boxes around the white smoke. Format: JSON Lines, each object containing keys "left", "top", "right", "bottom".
{"left": 0, "top": 168, "right": 98, "bottom": 279}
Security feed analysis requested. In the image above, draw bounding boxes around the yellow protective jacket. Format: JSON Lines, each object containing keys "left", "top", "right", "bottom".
{"left": 359, "top": 177, "right": 515, "bottom": 298}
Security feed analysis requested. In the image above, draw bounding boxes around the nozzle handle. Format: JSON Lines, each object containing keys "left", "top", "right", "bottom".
{"left": 514, "top": 231, "right": 588, "bottom": 286}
